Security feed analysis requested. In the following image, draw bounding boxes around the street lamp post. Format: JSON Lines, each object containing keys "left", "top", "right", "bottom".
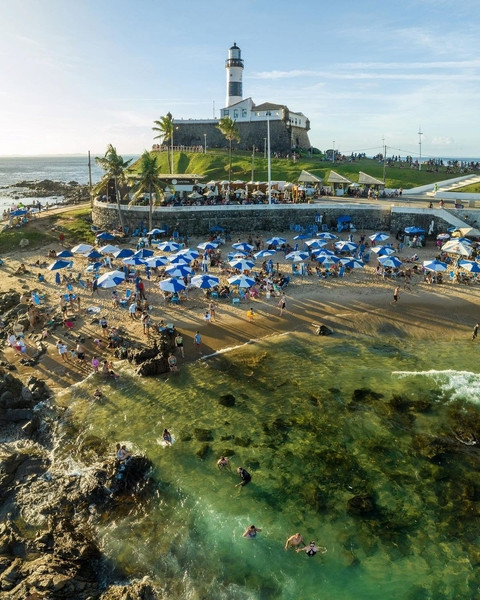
{"left": 203, "top": 133, "right": 207, "bottom": 154}
{"left": 266, "top": 111, "right": 272, "bottom": 205}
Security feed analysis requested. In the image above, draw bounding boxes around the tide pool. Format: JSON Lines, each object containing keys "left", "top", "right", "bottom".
{"left": 56, "top": 333, "right": 480, "bottom": 599}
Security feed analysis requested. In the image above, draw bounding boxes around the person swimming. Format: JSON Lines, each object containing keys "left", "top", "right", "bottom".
{"left": 163, "top": 429, "right": 172, "bottom": 445}
{"left": 284, "top": 532, "right": 306, "bottom": 550}
{"left": 243, "top": 524, "right": 262, "bottom": 538}
{"left": 296, "top": 541, "right": 327, "bottom": 557}
{"left": 217, "top": 456, "right": 231, "bottom": 470}
{"left": 235, "top": 467, "right": 252, "bottom": 488}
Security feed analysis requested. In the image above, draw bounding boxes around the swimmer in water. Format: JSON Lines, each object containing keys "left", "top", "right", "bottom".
{"left": 217, "top": 456, "right": 231, "bottom": 470}
{"left": 296, "top": 541, "right": 327, "bottom": 557}
{"left": 243, "top": 524, "right": 262, "bottom": 538}
{"left": 284, "top": 532, "right": 306, "bottom": 550}
{"left": 163, "top": 428, "right": 172, "bottom": 445}
{"left": 235, "top": 467, "right": 252, "bottom": 488}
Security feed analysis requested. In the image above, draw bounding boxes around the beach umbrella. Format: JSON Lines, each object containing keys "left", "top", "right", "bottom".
{"left": 113, "top": 248, "right": 134, "bottom": 259}
{"left": 177, "top": 248, "right": 200, "bottom": 259}
{"left": 197, "top": 241, "right": 219, "bottom": 251}
{"left": 371, "top": 246, "right": 395, "bottom": 256}
{"left": 230, "top": 252, "right": 249, "bottom": 260}
{"left": 227, "top": 274, "right": 256, "bottom": 288}
{"left": 378, "top": 256, "right": 403, "bottom": 268}
{"left": 144, "top": 256, "right": 168, "bottom": 268}
{"left": 293, "top": 233, "right": 310, "bottom": 240}
{"left": 316, "top": 232, "right": 338, "bottom": 240}
{"left": 191, "top": 274, "right": 220, "bottom": 289}
{"left": 458, "top": 260, "right": 480, "bottom": 273}
{"left": 157, "top": 241, "right": 181, "bottom": 252}
{"left": 265, "top": 236, "right": 286, "bottom": 246}
{"left": 159, "top": 277, "right": 186, "bottom": 293}
{"left": 134, "top": 248, "right": 154, "bottom": 258}
{"left": 85, "top": 262, "right": 103, "bottom": 272}
{"left": 48, "top": 259, "right": 71, "bottom": 271}
{"left": 404, "top": 226, "right": 425, "bottom": 235}
{"left": 452, "top": 227, "right": 476, "bottom": 238}
{"left": 209, "top": 225, "right": 225, "bottom": 232}
{"left": 436, "top": 233, "right": 450, "bottom": 241}
{"left": 335, "top": 240, "right": 357, "bottom": 253}
{"left": 168, "top": 253, "right": 192, "bottom": 264}
{"left": 10, "top": 209, "right": 28, "bottom": 216}
{"left": 232, "top": 242, "right": 254, "bottom": 252}
{"left": 97, "top": 270, "right": 126, "bottom": 288}
{"left": 285, "top": 251, "right": 309, "bottom": 262}
{"left": 99, "top": 244, "right": 120, "bottom": 255}
{"left": 369, "top": 232, "right": 390, "bottom": 243}
{"left": 305, "top": 239, "right": 327, "bottom": 249}
{"left": 147, "top": 228, "right": 165, "bottom": 235}
{"left": 342, "top": 257, "right": 364, "bottom": 269}
{"left": 85, "top": 250, "right": 103, "bottom": 260}
{"left": 165, "top": 264, "right": 193, "bottom": 278}
{"left": 423, "top": 259, "right": 448, "bottom": 272}
{"left": 253, "top": 249, "right": 276, "bottom": 259}
{"left": 228, "top": 258, "right": 255, "bottom": 272}
{"left": 441, "top": 240, "right": 472, "bottom": 256}
{"left": 96, "top": 231, "right": 115, "bottom": 241}
{"left": 316, "top": 255, "right": 341, "bottom": 265}
{"left": 56, "top": 249, "right": 73, "bottom": 258}
{"left": 71, "top": 243, "right": 93, "bottom": 254}
{"left": 313, "top": 249, "right": 337, "bottom": 258}
{"left": 123, "top": 257, "right": 146, "bottom": 266}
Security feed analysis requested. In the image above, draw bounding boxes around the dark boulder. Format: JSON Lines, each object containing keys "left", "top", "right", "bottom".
{"left": 347, "top": 494, "right": 377, "bottom": 516}
{"left": 219, "top": 393, "right": 236, "bottom": 407}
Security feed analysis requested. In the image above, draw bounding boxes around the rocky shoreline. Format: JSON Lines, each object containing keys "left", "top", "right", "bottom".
{"left": 1, "top": 180, "right": 90, "bottom": 205}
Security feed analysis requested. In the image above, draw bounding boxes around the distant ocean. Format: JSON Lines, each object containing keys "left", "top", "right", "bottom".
{"left": 0, "top": 155, "right": 139, "bottom": 210}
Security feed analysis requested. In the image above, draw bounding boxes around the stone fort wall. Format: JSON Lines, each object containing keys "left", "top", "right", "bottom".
{"left": 174, "top": 121, "right": 311, "bottom": 154}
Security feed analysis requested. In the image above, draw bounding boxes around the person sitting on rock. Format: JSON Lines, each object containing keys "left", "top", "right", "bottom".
{"left": 116, "top": 443, "right": 131, "bottom": 462}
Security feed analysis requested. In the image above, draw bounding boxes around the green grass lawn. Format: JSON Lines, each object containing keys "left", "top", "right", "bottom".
{"left": 454, "top": 183, "right": 480, "bottom": 193}
{"left": 128, "top": 150, "right": 464, "bottom": 190}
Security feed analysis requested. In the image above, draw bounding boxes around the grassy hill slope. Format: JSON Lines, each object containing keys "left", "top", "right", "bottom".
{"left": 129, "top": 150, "right": 465, "bottom": 190}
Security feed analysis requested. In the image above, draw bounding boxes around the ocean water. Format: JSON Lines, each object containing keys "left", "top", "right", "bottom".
{"left": 0, "top": 155, "right": 138, "bottom": 211}
{"left": 53, "top": 332, "right": 480, "bottom": 599}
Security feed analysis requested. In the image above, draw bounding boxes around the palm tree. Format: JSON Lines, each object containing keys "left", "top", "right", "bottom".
{"left": 95, "top": 145, "right": 132, "bottom": 231}
{"left": 217, "top": 116, "right": 240, "bottom": 187}
{"left": 129, "top": 151, "right": 164, "bottom": 231}
{"left": 152, "top": 112, "right": 174, "bottom": 174}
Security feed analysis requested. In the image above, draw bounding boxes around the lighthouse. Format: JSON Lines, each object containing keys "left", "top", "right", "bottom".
{"left": 225, "top": 42, "right": 244, "bottom": 107}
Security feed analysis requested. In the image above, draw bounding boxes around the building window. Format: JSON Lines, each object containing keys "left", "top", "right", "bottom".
{"left": 224, "top": 110, "right": 229, "bottom": 116}
{"left": 234, "top": 110, "right": 238, "bottom": 118}
{"left": 242, "top": 109, "right": 247, "bottom": 117}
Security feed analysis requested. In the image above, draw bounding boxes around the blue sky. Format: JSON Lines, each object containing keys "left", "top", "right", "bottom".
{"left": 1, "top": 0, "right": 479, "bottom": 158}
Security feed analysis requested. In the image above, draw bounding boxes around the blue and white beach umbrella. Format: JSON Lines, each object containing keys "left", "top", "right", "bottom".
{"left": 86, "top": 250, "right": 103, "bottom": 260}
{"left": 10, "top": 209, "right": 28, "bottom": 216}
{"left": 316, "top": 232, "right": 338, "bottom": 240}
{"left": 147, "top": 228, "right": 165, "bottom": 236}
{"left": 228, "top": 258, "right": 255, "bottom": 272}
{"left": 253, "top": 249, "right": 276, "bottom": 259}
{"left": 85, "top": 262, "right": 103, "bottom": 272}
{"left": 97, "top": 270, "right": 126, "bottom": 288}
{"left": 232, "top": 242, "right": 254, "bottom": 252}
{"left": 335, "top": 240, "right": 357, "bottom": 253}
{"left": 313, "top": 249, "right": 336, "bottom": 258}
{"left": 159, "top": 277, "right": 186, "bottom": 293}
{"left": 265, "top": 236, "right": 286, "bottom": 246}
{"left": 305, "top": 239, "right": 327, "bottom": 249}
{"left": 342, "top": 257, "right": 364, "bottom": 269}
{"left": 197, "top": 241, "right": 219, "bottom": 251}
{"left": 71, "top": 243, "right": 93, "bottom": 254}
{"left": 423, "top": 259, "right": 447, "bottom": 272}
{"left": 441, "top": 240, "right": 472, "bottom": 256}
{"left": 47, "top": 259, "right": 71, "bottom": 271}
{"left": 122, "top": 257, "right": 147, "bottom": 266}
{"left": 285, "top": 251, "right": 309, "bottom": 262}
{"left": 371, "top": 245, "right": 395, "bottom": 256}
{"left": 157, "top": 241, "right": 181, "bottom": 253}
{"left": 165, "top": 264, "right": 193, "bottom": 278}
{"left": 405, "top": 226, "right": 425, "bottom": 235}
{"left": 134, "top": 248, "right": 154, "bottom": 258}
{"left": 191, "top": 274, "right": 220, "bottom": 289}
{"left": 113, "top": 248, "right": 134, "bottom": 259}
{"left": 177, "top": 248, "right": 200, "bottom": 259}
{"left": 316, "top": 254, "right": 340, "bottom": 265}
{"left": 369, "top": 232, "right": 390, "bottom": 243}
{"left": 458, "top": 260, "right": 480, "bottom": 273}
{"left": 56, "top": 249, "right": 74, "bottom": 258}
{"left": 144, "top": 256, "right": 168, "bottom": 268}
{"left": 227, "top": 274, "right": 256, "bottom": 288}
{"left": 293, "top": 233, "right": 310, "bottom": 240}
{"left": 168, "top": 253, "right": 192, "bottom": 264}
{"left": 96, "top": 231, "right": 116, "bottom": 241}
{"left": 378, "top": 256, "right": 403, "bottom": 269}
{"left": 99, "top": 244, "right": 120, "bottom": 254}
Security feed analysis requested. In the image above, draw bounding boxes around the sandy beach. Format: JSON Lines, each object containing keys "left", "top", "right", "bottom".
{"left": 1, "top": 212, "right": 479, "bottom": 394}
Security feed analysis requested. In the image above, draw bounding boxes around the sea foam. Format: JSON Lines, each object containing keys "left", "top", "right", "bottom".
{"left": 393, "top": 369, "right": 480, "bottom": 404}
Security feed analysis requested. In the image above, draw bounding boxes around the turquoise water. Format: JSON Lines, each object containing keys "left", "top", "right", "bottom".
{"left": 57, "top": 333, "right": 480, "bottom": 599}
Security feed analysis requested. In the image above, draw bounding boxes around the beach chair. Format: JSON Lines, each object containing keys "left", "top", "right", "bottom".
{"left": 232, "top": 297, "right": 241, "bottom": 306}
{"left": 448, "top": 270, "right": 455, "bottom": 283}
{"left": 210, "top": 291, "right": 219, "bottom": 299}
{"left": 170, "top": 296, "right": 180, "bottom": 305}
{"left": 338, "top": 266, "right": 345, "bottom": 278}
{"left": 119, "top": 289, "right": 132, "bottom": 307}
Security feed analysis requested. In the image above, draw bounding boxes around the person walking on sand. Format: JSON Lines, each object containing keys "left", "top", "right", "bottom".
{"left": 391, "top": 286, "right": 400, "bottom": 305}
{"left": 247, "top": 307, "right": 255, "bottom": 322}
{"left": 175, "top": 332, "right": 184, "bottom": 358}
{"left": 404, "top": 274, "right": 411, "bottom": 291}
{"left": 194, "top": 330, "right": 202, "bottom": 354}
{"left": 472, "top": 323, "right": 479, "bottom": 341}
{"left": 278, "top": 293, "right": 287, "bottom": 316}
{"left": 209, "top": 300, "right": 217, "bottom": 322}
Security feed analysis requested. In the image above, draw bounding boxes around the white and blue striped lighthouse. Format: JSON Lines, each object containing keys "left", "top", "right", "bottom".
{"left": 225, "top": 42, "right": 244, "bottom": 107}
